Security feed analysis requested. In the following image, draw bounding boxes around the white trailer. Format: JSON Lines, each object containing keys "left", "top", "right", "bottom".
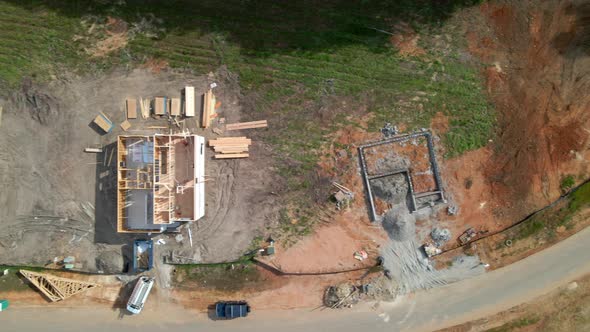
{"left": 126, "top": 276, "right": 154, "bottom": 314}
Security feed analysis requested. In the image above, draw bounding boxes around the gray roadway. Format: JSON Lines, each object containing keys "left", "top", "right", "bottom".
{"left": 2, "top": 226, "right": 590, "bottom": 332}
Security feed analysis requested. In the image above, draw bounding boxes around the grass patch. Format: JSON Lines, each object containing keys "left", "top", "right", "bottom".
{"left": 173, "top": 261, "right": 261, "bottom": 292}
{"left": 509, "top": 181, "right": 590, "bottom": 241}
{"left": 0, "top": 265, "right": 47, "bottom": 292}
{"left": 561, "top": 174, "right": 575, "bottom": 192}
{"left": 486, "top": 316, "right": 540, "bottom": 332}
{"left": 568, "top": 181, "right": 590, "bottom": 213}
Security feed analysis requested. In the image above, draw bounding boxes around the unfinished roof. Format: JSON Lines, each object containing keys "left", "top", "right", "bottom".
{"left": 117, "top": 134, "right": 205, "bottom": 233}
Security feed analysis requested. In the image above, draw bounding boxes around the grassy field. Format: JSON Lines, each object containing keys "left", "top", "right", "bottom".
{"left": 0, "top": 0, "right": 492, "bottom": 236}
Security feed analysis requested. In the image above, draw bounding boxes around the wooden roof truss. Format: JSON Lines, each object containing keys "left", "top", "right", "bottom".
{"left": 19, "top": 270, "right": 99, "bottom": 302}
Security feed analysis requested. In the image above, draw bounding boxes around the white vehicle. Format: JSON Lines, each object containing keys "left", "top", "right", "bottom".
{"left": 126, "top": 276, "right": 154, "bottom": 314}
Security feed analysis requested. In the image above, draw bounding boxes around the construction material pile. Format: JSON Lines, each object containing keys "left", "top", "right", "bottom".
{"left": 324, "top": 283, "right": 359, "bottom": 309}
{"left": 209, "top": 137, "right": 251, "bottom": 159}
{"left": 381, "top": 240, "right": 485, "bottom": 294}
{"left": 431, "top": 227, "right": 451, "bottom": 246}
{"left": 225, "top": 120, "right": 268, "bottom": 131}
{"left": 382, "top": 207, "right": 416, "bottom": 242}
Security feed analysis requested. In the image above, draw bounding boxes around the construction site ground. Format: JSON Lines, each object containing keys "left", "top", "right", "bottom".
{"left": 0, "top": 0, "right": 589, "bottom": 316}
{"left": 0, "top": 68, "right": 280, "bottom": 273}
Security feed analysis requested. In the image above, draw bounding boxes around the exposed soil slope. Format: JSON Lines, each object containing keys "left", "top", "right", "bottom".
{"left": 474, "top": 0, "right": 590, "bottom": 213}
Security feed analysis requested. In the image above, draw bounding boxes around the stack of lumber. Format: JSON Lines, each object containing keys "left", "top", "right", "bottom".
{"left": 139, "top": 98, "right": 150, "bottom": 119}
{"left": 209, "top": 137, "right": 251, "bottom": 159}
{"left": 226, "top": 120, "right": 268, "bottom": 131}
{"left": 184, "top": 86, "right": 195, "bottom": 117}
{"left": 170, "top": 98, "right": 181, "bottom": 116}
{"left": 126, "top": 98, "right": 137, "bottom": 119}
{"left": 202, "top": 89, "right": 216, "bottom": 128}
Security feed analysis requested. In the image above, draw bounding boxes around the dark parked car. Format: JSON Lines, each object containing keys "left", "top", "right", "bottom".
{"left": 215, "top": 301, "right": 250, "bottom": 319}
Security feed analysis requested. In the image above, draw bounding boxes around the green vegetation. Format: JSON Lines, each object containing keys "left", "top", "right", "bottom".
{"left": 569, "top": 180, "right": 590, "bottom": 212}
{"left": 0, "top": 265, "right": 46, "bottom": 292}
{"left": 487, "top": 316, "right": 540, "bottom": 332}
{"left": 511, "top": 181, "right": 590, "bottom": 241}
{"left": 0, "top": 0, "right": 493, "bottom": 237}
{"left": 173, "top": 262, "right": 261, "bottom": 291}
{"left": 560, "top": 174, "right": 575, "bottom": 192}
{"left": 0, "top": 2, "right": 82, "bottom": 85}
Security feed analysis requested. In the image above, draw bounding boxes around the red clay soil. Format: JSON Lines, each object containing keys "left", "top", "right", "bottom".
{"left": 470, "top": 0, "right": 590, "bottom": 220}
{"left": 435, "top": 0, "right": 590, "bottom": 241}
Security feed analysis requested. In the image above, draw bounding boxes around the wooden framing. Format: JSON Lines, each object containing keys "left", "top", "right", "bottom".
{"left": 117, "top": 134, "right": 206, "bottom": 233}
{"left": 226, "top": 120, "right": 268, "bottom": 131}
{"left": 19, "top": 270, "right": 99, "bottom": 302}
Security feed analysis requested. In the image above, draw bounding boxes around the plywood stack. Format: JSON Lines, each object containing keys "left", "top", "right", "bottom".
{"left": 209, "top": 137, "right": 251, "bottom": 159}
{"left": 126, "top": 98, "right": 137, "bottom": 119}
{"left": 155, "top": 97, "right": 167, "bottom": 115}
{"left": 170, "top": 98, "right": 181, "bottom": 116}
{"left": 201, "top": 89, "right": 216, "bottom": 128}
{"left": 184, "top": 86, "right": 195, "bottom": 117}
{"left": 226, "top": 120, "right": 268, "bottom": 131}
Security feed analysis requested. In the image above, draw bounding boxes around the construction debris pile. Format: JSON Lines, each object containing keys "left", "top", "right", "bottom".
{"left": 382, "top": 208, "right": 416, "bottom": 242}
{"left": 431, "top": 227, "right": 451, "bottom": 247}
{"left": 332, "top": 182, "right": 354, "bottom": 210}
{"left": 324, "top": 275, "right": 398, "bottom": 309}
{"left": 324, "top": 283, "right": 360, "bottom": 309}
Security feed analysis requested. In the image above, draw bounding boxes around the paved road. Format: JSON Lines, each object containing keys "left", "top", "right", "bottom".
{"left": 3, "top": 226, "right": 590, "bottom": 332}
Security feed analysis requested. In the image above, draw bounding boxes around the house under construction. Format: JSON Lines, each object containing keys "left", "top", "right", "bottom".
{"left": 117, "top": 134, "right": 205, "bottom": 233}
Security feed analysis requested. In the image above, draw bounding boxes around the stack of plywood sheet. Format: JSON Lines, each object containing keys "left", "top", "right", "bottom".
{"left": 226, "top": 120, "right": 268, "bottom": 131}
{"left": 209, "top": 137, "right": 251, "bottom": 159}
{"left": 126, "top": 98, "right": 137, "bottom": 119}
{"left": 201, "top": 89, "right": 216, "bottom": 128}
{"left": 155, "top": 97, "right": 168, "bottom": 115}
{"left": 184, "top": 86, "right": 195, "bottom": 117}
{"left": 170, "top": 98, "right": 181, "bottom": 116}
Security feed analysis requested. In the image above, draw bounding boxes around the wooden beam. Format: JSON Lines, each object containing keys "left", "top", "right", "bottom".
{"left": 202, "top": 89, "right": 213, "bottom": 128}
{"left": 213, "top": 146, "right": 249, "bottom": 151}
{"left": 226, "top": 120, "right": 268, "bottom": 130}
{"left": 209, "top": 139, "right": 251, "bottom": 146}
{"left": 215, "top": 153, "right": 249, "bottom": 159}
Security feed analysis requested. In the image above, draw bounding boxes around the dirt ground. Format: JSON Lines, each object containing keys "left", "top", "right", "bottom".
{"left": 462, "top": 0, "right": 590, "bottom": 224}
{"left": 0, "top": 67, "right": 279, "bottom": 272}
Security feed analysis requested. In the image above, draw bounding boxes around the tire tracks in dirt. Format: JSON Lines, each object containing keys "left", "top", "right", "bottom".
{"left": 195, "top": 160, "right": 239, "bottom": 240}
